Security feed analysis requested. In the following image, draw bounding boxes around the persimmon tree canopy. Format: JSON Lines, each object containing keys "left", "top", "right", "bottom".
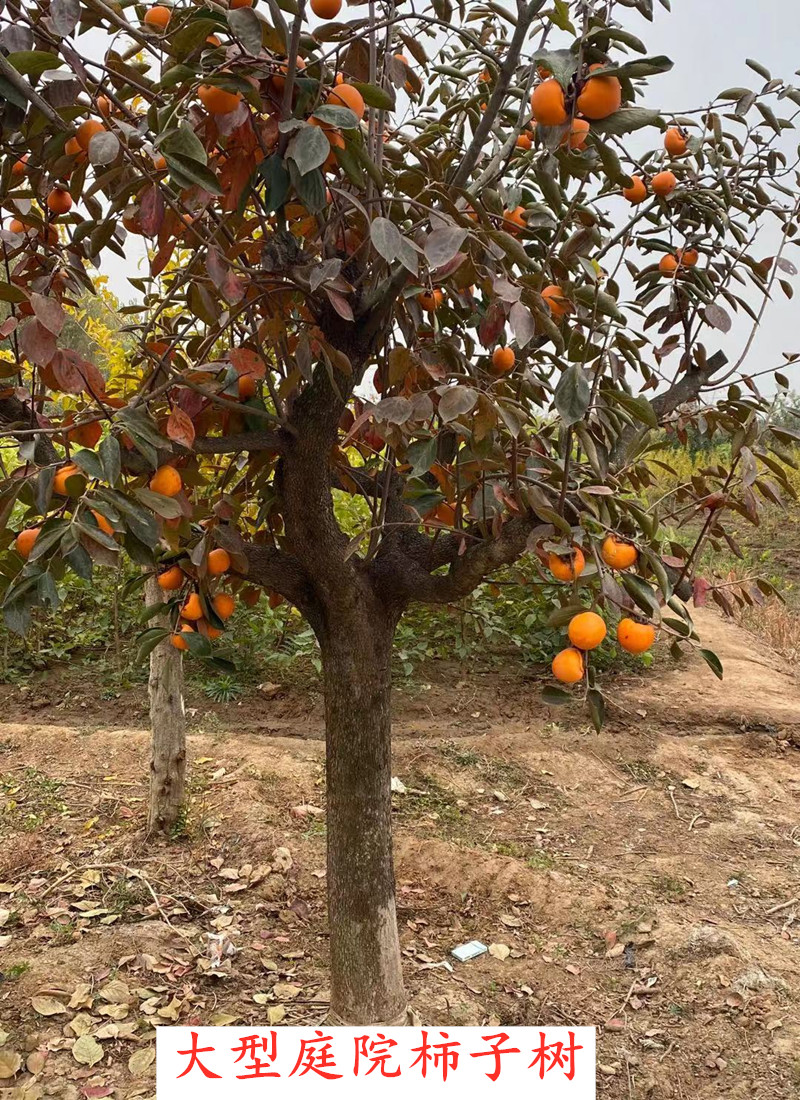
{"left": 0, "top": 0, "right": 798, "bottom": 718}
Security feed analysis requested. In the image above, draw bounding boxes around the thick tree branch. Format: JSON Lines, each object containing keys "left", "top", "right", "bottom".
{"left": 375, "top": 513, "right": 537, "bottom": 606}
{"left": 213, "top": 525, "right": 317, "bottom": 613}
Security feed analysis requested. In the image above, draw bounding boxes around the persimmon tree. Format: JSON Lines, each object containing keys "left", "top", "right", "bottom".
{"left": 0, "top": 0, "right": 799, "bottom": 1023}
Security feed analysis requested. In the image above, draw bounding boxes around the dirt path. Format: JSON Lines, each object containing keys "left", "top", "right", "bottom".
{"left": 0, "top": 608, "right": 798, "bottom": 1098}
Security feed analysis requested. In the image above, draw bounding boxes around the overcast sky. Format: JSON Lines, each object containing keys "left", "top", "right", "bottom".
{"left": 99, "top": 0, "right": 800, "bottom": 393}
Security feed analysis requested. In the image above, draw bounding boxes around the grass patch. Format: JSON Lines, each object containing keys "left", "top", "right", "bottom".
{"left": 0, "top": 769, "right": 67, "bottom": 831}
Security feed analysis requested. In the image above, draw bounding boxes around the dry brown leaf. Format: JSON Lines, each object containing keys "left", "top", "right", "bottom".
{"left": 0, "top": 1050, "right": 21, "bottom": 1077}
{"left": 31, "top": 996, "right": 68, "bottom": 1017}
{"left": 273, "top": 983, "right": 301, "bottom": 1000}
{"left": 488, "top": 943, "right": 510, "bottom": 960}
{"left": 268, "top": 1005, "right": 286, "bottom": 1025}
{"left": 26, "top": 1050, "right": 47, "bottom": 1075}
{"left": 69, "top": 983, "right": 93, "bottom": 1009}
{"left": 272, "top": 847, "right": 293, "bottom": 873}
{"left": 99, "top": 979, "right": 131, "bottom": 1004}
{"left": 72, "top": 1035, "right": 103, "bottom": 1067}
{"left": 128, "top": 1047, "right": 155, "bottom": 1076}
{"left": 67, "top": 1013, "right": 95, "bottom": 1037}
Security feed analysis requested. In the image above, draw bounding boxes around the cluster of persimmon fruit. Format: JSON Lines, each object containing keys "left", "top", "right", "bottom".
{"left": 546, "top": 535, "right": 656, "bottom": 686}
{"left": 414, "top": 75, "right": 695, "bottom": 333}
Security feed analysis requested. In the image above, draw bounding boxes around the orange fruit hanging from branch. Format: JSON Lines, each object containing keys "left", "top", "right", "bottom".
{"left": 568, "top": 611, "right": 607, "bottom": 650}
{"left": 548, "top": 547, "right": 585, "bottom": 582}
{"left": 552, "top": 647, "right": 585, "bottom": 684}
{"left": 576, "top": 65, "right": 622, "bottom": 119}
{"left": 601, "top": 536, "right": 637, "bottom": 570}
{"left": 531, "top": 79, "right": 568, "bottom": 126}
{"left": 150, "top": 465, "right": 183, "bottom": 497}
{"left": 617, "top": 618, "right": 656, "bottom": 654}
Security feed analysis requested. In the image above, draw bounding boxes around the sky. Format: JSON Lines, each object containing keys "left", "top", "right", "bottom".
{"left": 96, "top": 0, "right": 800, "bottom": 394}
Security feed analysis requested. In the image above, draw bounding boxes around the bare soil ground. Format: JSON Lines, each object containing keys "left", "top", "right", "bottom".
{"left": 0, "top": 606, "right": 799, "bottom": 1099}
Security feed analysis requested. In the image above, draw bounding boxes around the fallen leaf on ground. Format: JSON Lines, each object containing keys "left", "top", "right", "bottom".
{"left": 128, "top": 1047, "right": 155, "bottom": 1076}
{"left": 0, "top": 1050, "right": 21, "bottom": 1076}
{"left": 72, "top": 1035, "right": 104, "bottom": 1067}
{"left": 488, "top": 943, "right": 510, "bottom": 960}
{"left": 31, "top": 996, "right": 68, "bottom": 1017}
{"left": 273, "top": 983, "right": 301, "bottom": 1000}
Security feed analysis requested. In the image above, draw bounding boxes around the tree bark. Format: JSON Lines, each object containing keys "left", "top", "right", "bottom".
{"left": 320, "top": 610, "right": 406, "bottom": 1025}
{"left": 144, "top": 576, "right": 186, "bottom": 836}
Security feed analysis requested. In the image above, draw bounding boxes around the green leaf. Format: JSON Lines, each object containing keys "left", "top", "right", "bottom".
{"left": 134, "top": 487, "right": 184, "bottom": 519}
{"left": 590, "top": 56, "right": 673, "bottom": 80}
{"left": 405, "top": 436, "right": 437, "bottom": 476}
{"left": 542, "top": 686, "right": 573, "bottom": 705}
{"left": 312, "top": 105, "right": 359, "bottom": 130}
{"left": 371, "top": 216, "right": 403, "bottom": 263}
{"left": 97, "top": 489, "right": 159, "bottom": 547}
{"left": 183, "top": 629, "right": 212, "bottom": 657}
{"left": 159, "top": 124, "right": 208, "bottom": 164}
{"left": 99, "top": 434, "right": 121, "bottom": 486}
{"left": 286, "top": 123, "right": 330, "bottom": 176}
{"left": 554, "top": 363, "right": 590, "bottom": 425}
{"left": 227, "top": 5, "right": 263, "bottom": 54}
{"left": 0, "top": 282, "right": 28, "bottom": 304}
{"left": 136, "top": 627, "right": 171, "bottom": 663}
{"left": 165, "top": 154, "right": 223, "bottom": 196}
{"left": 745, "top": 58, "right": 771, "bottom": 81}
{"left": 547, "top": 603, "right": 586, "bottom": 628}
{"left": 607, "top": 389, "right": 658, "bottom": 428}
{"left": 7, "top": 51, "right": 63, "bottom": 78}
{"left": 158, "top": 64, "right": 197, "bottom": 89}
{"left": 170, "top": 18, "right": 219, "bottom": 60}
{"left": 699, "top": 647, "right": 724, "bottom": 680}
{"left": 259, "top": 154, "right": 290, "bottom": 213}
{"left": 290, "top": 162, "right": 326, "bottom": 214}
{"left": 64, "top": 542, "right": 93, "bottom": 580}
{"left": 353, "top": 82, "right": 395, "bottom": 110}
{"left": 591, "top": 108, "right": 662, "bottom": 136}
{"left": 573, "top": 285, "right": 625, "bottom": 322}
{"left": 71, "top": 448, "right": 104, "bottom": 480}
{"left": 621, "top": 574, "right": 661, "bottom": 617}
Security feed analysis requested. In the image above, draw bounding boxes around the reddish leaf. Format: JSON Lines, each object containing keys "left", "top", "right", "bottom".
{"left": 0, "top": 316, "right": 17, "bottom": 338}
{"left": 207, "top": 248, "right": 245, "bottom": 304}
{"left": 31, "top": 293, "right": 66, "bottom": 336}
{"left": 19, "top": 320, "right": 57, "bottom": 366}
{"left": 151, "top": 238, "right": 176, "bottom": 278}
{"left": 325, "top": 287, "right": 354, "bottom": 322}
{"left": 140, "top": 184, "right": 165, "bottom": 237}
{"left": 478, "top": 299, "right": 506, "bottom": 348}
{"left": 693, "top": 576, "right": 710, "bottom": 607}
{"left": 220, "top": 152, "right": 256, "bottom": 213}
{"left": 167, "top": 407, "right": 196, "bottom": 449}
{"left": 82, "top": 1089, "right": 114, "bottom": 1099}
{"left": 176, "top": 386, "right": 206, "bottom": 420}
{"left": 51, "top": 349, "right": 86, "bottom": 393}
{"left": 228, "top": 348, "right": 265, "bottom": 379}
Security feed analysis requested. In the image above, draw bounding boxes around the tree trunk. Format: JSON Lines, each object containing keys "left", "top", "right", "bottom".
{"left": 321, "top": 613, "right": 407, "bottom": 1024}
{"left": 145, "top": 576, "right": 186, "bottom": 836}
